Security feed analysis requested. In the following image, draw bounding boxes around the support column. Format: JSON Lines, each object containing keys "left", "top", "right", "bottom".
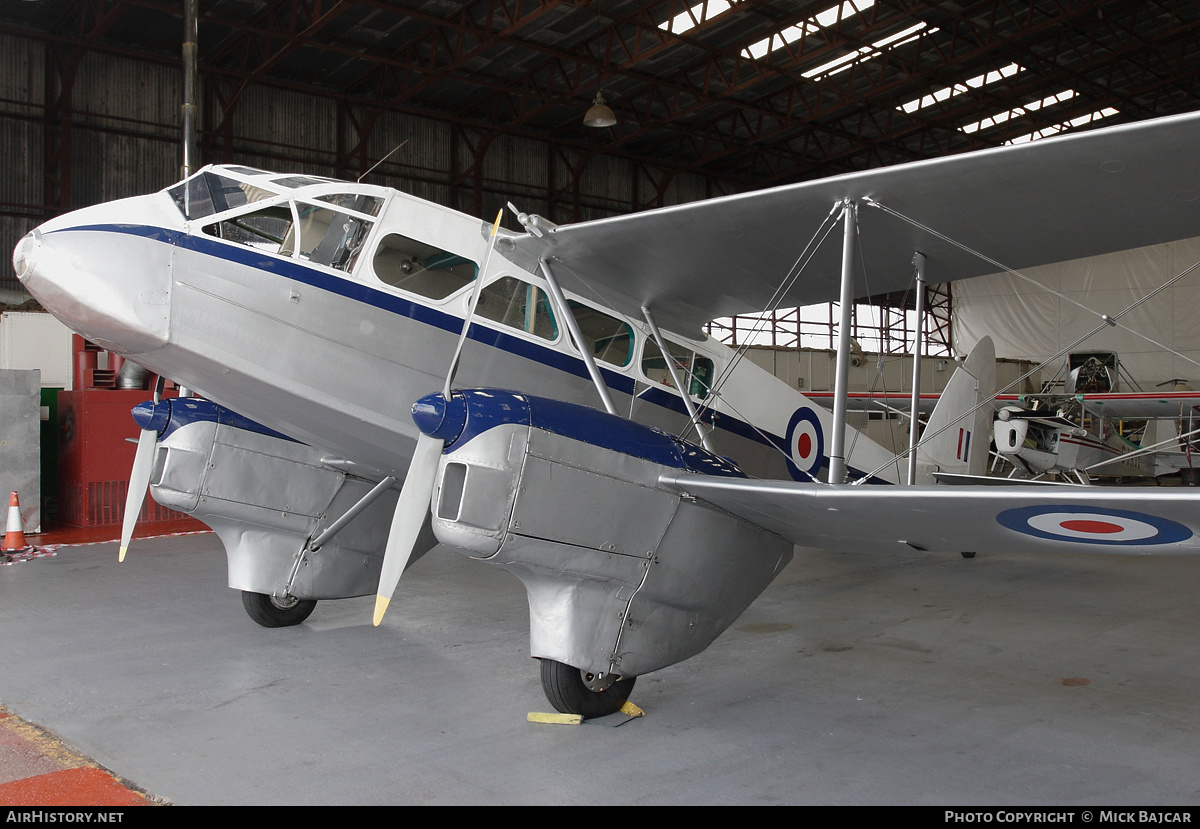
{"left": 181, "top": 0, "right": 200, "bottom": 178}
{"left": 906, "top": 252, "right": 927, "bottom": 485}
{"left": 828, "top": 200, "right": 856, "bottom": 485}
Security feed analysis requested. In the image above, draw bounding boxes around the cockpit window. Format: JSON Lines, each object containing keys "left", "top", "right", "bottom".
{"left": 315, "top": 193, "right": 384, "bottom": 217}
{"left": 170, "top": 172, "right": 277, "bottom": 220}
{"left": 294, "top": 203, "right": 374, "bottom": 272}
{"left": 477, "top": 277, "right": 557, "bottom": 341}
{"left": 202, "top": 204, "right": 294, "bottom": 255}
{"left": 371, "top": 233, "right": 477, "bottom": 299}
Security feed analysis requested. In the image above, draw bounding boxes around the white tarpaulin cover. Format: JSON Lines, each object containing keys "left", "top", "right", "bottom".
{"left": 954, "top": 235, "right": 1200, "bottom": 387}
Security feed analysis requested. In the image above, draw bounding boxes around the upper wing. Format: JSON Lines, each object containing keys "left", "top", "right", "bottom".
{"left": 658, "top": 472, "right": 1200, "bottom": 555}
{"left": 501, "top": 111, "right": 1200, "bottom": 335}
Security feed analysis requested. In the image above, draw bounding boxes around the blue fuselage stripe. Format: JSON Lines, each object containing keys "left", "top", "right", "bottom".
{"left": 56, "top": 223, "right": 891, "bottom": 483}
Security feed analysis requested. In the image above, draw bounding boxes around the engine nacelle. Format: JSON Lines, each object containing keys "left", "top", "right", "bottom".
{"left": 140, "top": 397, "right": 434, "bottom": 600}
{"left": 421, "top": 390, "right": 794, "bottom": 680}
{"left": 994, "top": 412, "right": 1031, "bottom": 455}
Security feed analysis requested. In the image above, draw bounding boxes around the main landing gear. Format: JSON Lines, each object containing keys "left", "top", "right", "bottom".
{"left": 540, "top": 659, "right": 636, "bottom": 719}
{"left": 241, "top": 590, "right": 317, "bottom": 628}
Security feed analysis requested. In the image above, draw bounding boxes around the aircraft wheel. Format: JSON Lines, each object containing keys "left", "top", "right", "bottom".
{"left": 539, "top": 658, "right": 635, "bottom": 719}
{"left": 241, "top": 590, "right": 317, "bottom": 628}
{"left": 960, "top": 551, "right": 976, "bottom": 559}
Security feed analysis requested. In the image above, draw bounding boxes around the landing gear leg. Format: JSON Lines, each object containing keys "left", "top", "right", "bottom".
{"left": 241, "top": 590, "right": 317, "bottom": 628}
{"left": 539, "top": 659, "right": 636, "bottom": 719}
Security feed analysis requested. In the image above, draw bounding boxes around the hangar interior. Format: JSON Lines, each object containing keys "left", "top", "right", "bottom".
{"left": 5, "top": 0, "right": 1200, "bottom": 473}
{"left": 3, "top": 0, "right": 1200, "bottom": 806}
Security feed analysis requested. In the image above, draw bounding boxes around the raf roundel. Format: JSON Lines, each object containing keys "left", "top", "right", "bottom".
{"left": 785, "top": 406, "right": 825, "bottom": 481}
{"left": 996, "top": 505, "right": 1193, "bottom": 546}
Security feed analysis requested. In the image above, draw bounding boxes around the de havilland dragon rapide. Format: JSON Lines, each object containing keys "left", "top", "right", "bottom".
{"left": 14, "top": 110, "right": 1200, "bottom": 717}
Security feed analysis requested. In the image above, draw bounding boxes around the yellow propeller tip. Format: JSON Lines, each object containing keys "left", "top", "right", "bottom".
{"left": 118, "top": 546, "right": 127, "bottom": 563}
{"left": 372, "top": 594, "right": 390, "bottom": 627}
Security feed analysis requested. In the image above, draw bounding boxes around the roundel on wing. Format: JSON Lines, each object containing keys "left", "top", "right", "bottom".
{"left": 996, "top": 505, "right": 1192, "bottom": 546}
{"left": 785, "top": 406, "right": 825, "bottom": 481}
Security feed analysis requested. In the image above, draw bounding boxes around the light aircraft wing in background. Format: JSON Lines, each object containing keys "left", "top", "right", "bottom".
{"left": 1070, "top": 391, "right": 1200, "bottom": 420}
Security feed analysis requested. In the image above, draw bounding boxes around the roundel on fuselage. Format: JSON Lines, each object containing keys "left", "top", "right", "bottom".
{"left": 785, "top": 406, "right": 825, "bottom": 482}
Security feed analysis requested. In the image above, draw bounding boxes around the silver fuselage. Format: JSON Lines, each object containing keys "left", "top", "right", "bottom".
{"left": 15, "top": 166, "right": 900, "bottom": 484}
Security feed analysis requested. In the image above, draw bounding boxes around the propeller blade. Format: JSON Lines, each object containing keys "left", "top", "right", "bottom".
{"left": 373, "top": 432, "right": 443, "bottom": 626}
{"left": 119, "top": 427, "right": 157, "bottom": 562}
{"left": 374, "top": 211, "right": 499, "bottom": 625}
{"left": 119, "top": 375, "right": 165, "bottom": 563}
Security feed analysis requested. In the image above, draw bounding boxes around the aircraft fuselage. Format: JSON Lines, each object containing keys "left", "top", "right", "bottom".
{"left": 15, "top": 165, "right": 901, "bottom": 484}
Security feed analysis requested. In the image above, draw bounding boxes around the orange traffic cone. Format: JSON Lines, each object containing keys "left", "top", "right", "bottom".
{"left": 4, "top": 491, "right": 29, "bottom": 551}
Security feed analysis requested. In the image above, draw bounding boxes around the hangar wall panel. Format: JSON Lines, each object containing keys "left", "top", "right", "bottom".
{"left": 0, "top": 369, "right": 41, "bottom": 534}
{"left": 1, "top": 35, "right": 46, "bottom": 293}
{"left": 2, "top": 40, "right": 698, "bottom": 295}
{"left": 0, "top": 312, "right": 73, "bottom": 390}
{"left": 234, "top": 86, "right": 337, "bottom": 175}
{"left": 70, "top": 51, "right": 180, "bottom": 209}
{"left": 954, "top": 236, "right": 1200, "bottom": 388}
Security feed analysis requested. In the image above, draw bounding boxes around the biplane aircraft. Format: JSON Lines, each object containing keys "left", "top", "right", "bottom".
{"left": 807, "top": 374, "right": 1197, "bottom": 486}
{"left": 13, "top": 109, "right": 1200, "bottom": 717}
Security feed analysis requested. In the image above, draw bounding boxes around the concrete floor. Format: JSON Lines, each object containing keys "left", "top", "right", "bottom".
{"left": 2, "top": 532, "right": 1200, "bottom": 805}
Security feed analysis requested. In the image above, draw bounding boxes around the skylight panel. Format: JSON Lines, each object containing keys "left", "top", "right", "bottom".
{"left": 958, "top": 89, "right": 1077, "bottom": 134}
{"left": 742, "top": 0, "right": 876, "bottom": 61}
{"left": 800, "top": 20, "right": 929, "bottom": 79}
{"left": 659, "top": 0, "right": 738, "bottom": 36}
{"left": 1003, "top": 107, "right": 1120, "bottom": 145}
{"left": 899, "top": 64, "right": 1020, "bottom": 114}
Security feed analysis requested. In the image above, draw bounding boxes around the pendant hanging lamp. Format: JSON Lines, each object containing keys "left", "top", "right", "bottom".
{"left": 584, "top": 91, "right": 616, "bottom": 127}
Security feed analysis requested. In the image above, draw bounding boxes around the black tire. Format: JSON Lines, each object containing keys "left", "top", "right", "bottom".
{"left": 961, "top": 551, "right": 976, "bottom": 559}
{"left": 539, "top": 658, "right": 636, "bottom": 719}
{"left": 241, "top": 590, "right": 317, "bottom": 628}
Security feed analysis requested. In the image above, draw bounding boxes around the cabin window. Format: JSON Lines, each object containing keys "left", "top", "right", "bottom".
{"left": 293, "top": 203, "right": 374, "bottom": 272}
{"left": 476, "top": 277, "right": 557, "bottom": 341}
{"left": 272, "top": 175, "right": 338, "bottom": 189}
{"left": 170, "top": 172, "right": 277, "bottom": 220}
{"left": 566, "top": 301, "right": 634, "bottom": 367}
{"left": 641, "top": 339, "right": 714, "bottom": 399}
{"left": 202, "top": 204, "right": 294, "bottom": 255}
{"left": 371, "top": 233, "right": 478, "bottom": 298}
{"left": 224, "top": 165, "right": 272, "bottom": 177}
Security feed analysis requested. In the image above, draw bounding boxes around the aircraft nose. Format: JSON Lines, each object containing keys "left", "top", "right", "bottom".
{"left": 14, "top": 196, "right": 176, "bottom": 355}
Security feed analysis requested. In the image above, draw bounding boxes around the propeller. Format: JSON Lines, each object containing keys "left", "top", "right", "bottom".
{"left": 119, "top": 374, "right": 166, "bottom": 562}
{"left": 373, "top": 209, "right": 504, "bottom": 626}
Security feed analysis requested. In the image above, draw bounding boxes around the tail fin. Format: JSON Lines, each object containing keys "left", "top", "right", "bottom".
{"left": 916, "top": 336, "right": 996, "bottom": 480}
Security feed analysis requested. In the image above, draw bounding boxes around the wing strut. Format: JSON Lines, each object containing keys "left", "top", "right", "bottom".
{"left": 538, "top": 257, "right": 618, "bottom": 416}
{"left": 906, "top": 252, "right": 927, "bottom": 485}
{"left": 642, "top": 305, "right": 715, "bottom": 453}
{"left": 828, "top": 200, "right": 857, "bottom": 485}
